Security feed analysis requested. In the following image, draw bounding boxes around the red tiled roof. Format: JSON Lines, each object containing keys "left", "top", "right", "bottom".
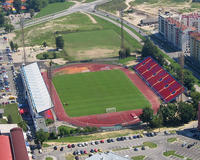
{"left": 0, "top": 135, "right": 13, "bottom": 160}
{"left": 10, "top": 128, "right": 29, "bottom": 160}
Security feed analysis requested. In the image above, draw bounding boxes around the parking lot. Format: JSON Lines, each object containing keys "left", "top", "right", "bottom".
{"left": 0, "top": 36, "right": 17, "bottom": 105}
{"left": 33, "top": 131, "right": 200, "bottom": 160}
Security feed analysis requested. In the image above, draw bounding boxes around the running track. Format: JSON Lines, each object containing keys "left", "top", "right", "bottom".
{"left": 42, "top": 63, "right": 160, "bottom": 127}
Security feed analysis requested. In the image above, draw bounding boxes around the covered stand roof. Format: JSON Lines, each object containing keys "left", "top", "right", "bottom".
{"left": 10, "top": 127, "right": 29, "bottom": 160}
{"left": 0, "top": 135, "right": 13, "bottom": 160}
{"left": 22, "top": 62, "right": 53, "bottom": 113}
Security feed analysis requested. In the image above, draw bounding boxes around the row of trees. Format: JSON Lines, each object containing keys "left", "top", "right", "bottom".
{"left": 10, "top": 41, "right": 18, "bottom": 51}
{"left": 140, "top": 102, "right": 196, "bottom": 129}
{"left": 35, "top": 126, "right": 98, "bottom": 144}
{"left": 118, "top": 48, "right": 131, "bottom": 59}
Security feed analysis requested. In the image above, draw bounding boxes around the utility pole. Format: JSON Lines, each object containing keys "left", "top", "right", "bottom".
{"left": 120, "top": 9, "right": 124, "bottom": 52}
{"left": 20, "top": 16, "right": 26, "bottom": 65}
{"left": 179, "top": 51, "right": 184, "bottom": 101}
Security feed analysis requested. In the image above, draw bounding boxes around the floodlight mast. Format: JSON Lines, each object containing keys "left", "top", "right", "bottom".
{"left": 20, "top": 16, "right": 26, "bottom": 66}
{"left": 120, "top": 9, "right": 124, "bottom": 52}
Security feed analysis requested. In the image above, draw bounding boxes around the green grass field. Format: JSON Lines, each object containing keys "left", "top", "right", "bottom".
{"left": 53, "top": 69, "right": 150, "bottom": 117}
{"left": 15, "top": 12, "right": 141, "bottom": 61}
{"left": 0, "top": 104, "right": 22, "bottom": 124}
{"left": 35, "top": 2, "right": 75, "bottom": 18}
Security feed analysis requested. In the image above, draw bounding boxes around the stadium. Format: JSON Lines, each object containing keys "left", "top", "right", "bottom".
{"left": 42, "top": 62, "right": 161, "bottom": 128}
{"left": 21, "top": 57, "right": 185, "bottom": 129}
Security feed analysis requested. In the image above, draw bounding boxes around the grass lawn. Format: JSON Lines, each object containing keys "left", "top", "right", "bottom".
{"left": 118, "top": 56, "right": 137, "bottom": 65}
{"left": 132, "top": 155, "right": 145, "bottom": 160}
{"left": 45, "top": 157, "right": 53, "bottom": 160}
{"left": 35, "top": 2, "right": 75, "bottom": 18}
{"left": 167, "top": 137, "right": 177, "bottom": 143}
{"left": 143, "top": 142, "right": 157, "bottom": 148}
{"left": 163, "top": 150, "right": 184, "bottom": 159}
{"left": 47, "top": 128, "right": 141, "bottom": 143}
{"left": 0, "top": 104, "right": 22, "bottom": 124}
{"left": 15, "top": 12, "right": 141, "bottom": 61}
{"left": 53, "top": 69, "right": 150, "bottom": 117}
{"left": 98, "top": 0, "right": 128, "bottom": 13}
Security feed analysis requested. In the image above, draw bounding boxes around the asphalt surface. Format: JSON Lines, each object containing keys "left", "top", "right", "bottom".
{"left": 34, "top": 132, "right": 200, "bottom": 160}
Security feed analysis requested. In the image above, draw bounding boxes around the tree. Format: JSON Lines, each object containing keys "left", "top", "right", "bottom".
{"left": 53, "top": 52, "right": 57, "bottom": 59}
{"left": 35, "top": 129, "right": 49, "bottom": 144}
{"left": 125, "top": 48, "right": 131, "bottom": 57}
{"left": 150, "top": 114, "right": 163, "bottom": 129}
{"left": 191, "top": 91, "right": 200, "bottom": 111}
{"left": 139, "top": 107, "right": 154, "bottom": 125}
{"left": 42, "top": 41, "right": 47, "bottom": 47}
{"left": 159, "top": 103, "right": 178, "bottom": 126}
{"left": 178, "top": 102, "right": 195, "bottom": 123}
{"left": 183, "top": 70, "right": 195, "bottom": 90}
{"left": 29, "top": 9, "right": 35, "bottom": 18}
{"left": 10, "top": 41, "right": 15, "bottom": 51}
{"left": 13, "top": 0, "right": 22, "bottom": 13}
{"left": 0, "top": 13, "right": 5, "bottom": 27}
{"left": 141, "top": 39, "right": 165, "bottom": 66}
{"left": 17, "top": 121, "right": 28, "bottom": 131}
{"left": 4, "top": 24, "right": 14, "bottom": 33}
{"left": 55, "top": 36, "right": 64, "bottom": 49}
{"left": 7, "top": 115, "right": 13, "bottom": 124}
{"left": 43, "top": 53, "right": 49, "bottom": 59}
{"left": 14, "top": 43, "right": 18, "bottom": 51}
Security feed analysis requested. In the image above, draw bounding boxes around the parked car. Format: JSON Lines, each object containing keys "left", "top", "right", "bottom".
{"left": 60, "top": 147, "right": 64, "bottom": 151}
{"left": 54, "top": 146, "right": 57, "bottom": 150}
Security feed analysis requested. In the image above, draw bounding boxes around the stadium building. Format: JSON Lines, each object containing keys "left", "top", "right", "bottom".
{"left": 20, "top": 62, "right": 54, "bottom": 131}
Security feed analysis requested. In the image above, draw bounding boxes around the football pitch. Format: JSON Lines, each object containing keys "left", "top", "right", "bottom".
{"left": 53, "top": 69, "right": 150, "bottom": 117}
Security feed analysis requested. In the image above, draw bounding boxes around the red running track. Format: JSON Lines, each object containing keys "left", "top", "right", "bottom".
{"left": 42, "top": 63, "right": 160, "bottom": 127}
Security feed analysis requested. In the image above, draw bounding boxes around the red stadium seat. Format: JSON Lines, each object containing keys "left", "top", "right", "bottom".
{"left": 134, "top": 57, "right": 185, "bottom": 103}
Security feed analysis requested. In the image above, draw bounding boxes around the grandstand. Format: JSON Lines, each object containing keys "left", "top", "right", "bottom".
{"left": 134, "top": 57, "right": 185, "bottom": 103}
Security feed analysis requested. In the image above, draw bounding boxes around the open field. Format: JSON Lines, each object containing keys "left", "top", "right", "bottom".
{"left": 130, "top": 0, "right": 190, "bottom": 5}
{"left": 14, "top": 12, "right": 141, "bottom": 61}
{"left": 0, "top": 104, "right": 22, "bottom": 124}
{"left": 35, "top": 2, "right": 75, "bottom": 18}
{"left": 97, "top": 0, "right": 128, "bottom": 13}
{"left": 52, "top": 69, "right": 150, "bottom": 117}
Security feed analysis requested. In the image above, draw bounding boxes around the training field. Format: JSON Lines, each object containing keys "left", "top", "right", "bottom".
{"left": 53, "top": 69, "right": 150, "bottom": 117}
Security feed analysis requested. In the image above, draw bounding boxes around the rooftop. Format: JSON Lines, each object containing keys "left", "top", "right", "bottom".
{"left": 85, "top": 152, "right": 130, "bottom": 160}
{"left": 21, "top": 62, "right": 53, "bottom": 113}
{"left": 0, "top": 135, "right": 13, "bottom": 160}
{"left": 0, "top": 124, "right": 18, "bottom": 134}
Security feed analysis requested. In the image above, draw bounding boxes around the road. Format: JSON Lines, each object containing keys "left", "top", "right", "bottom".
{"left": 14, "top": 0, "right": 111, "bottom": 30}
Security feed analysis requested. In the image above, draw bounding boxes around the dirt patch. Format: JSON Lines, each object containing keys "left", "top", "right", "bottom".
{"left": 12, "top": 46, "right": 54, "bottom": 63}
{"left": 76, "top": 48, "right": 115, "bottom": 59}
{"left": 57, "top": 66, "right": 90, "bottom": 75}
{"left": 81, "top": 12, "right": 97, "bottom": 24}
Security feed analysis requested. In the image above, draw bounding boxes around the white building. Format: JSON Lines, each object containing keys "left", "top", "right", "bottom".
{"left": 21, "top": 62, "right": 53, "bottom": 131}
{"left": 190, "top": 32, "right": 200, "bottom": 63}
{"left": 159, "top": 13, "right": 195, "bottom": 53}
{"left": 181, "top": 13, "right": 200, "bottom": 32}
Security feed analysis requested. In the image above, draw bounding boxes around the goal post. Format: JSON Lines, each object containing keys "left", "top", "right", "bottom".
{"left": 106, "top": 107, "right": 116, "bottom": 113}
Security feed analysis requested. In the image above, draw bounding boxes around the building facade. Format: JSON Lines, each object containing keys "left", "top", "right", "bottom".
{"left": 158, "top": 13, "right": 195, "bottom": 53}
{"left": 181, "top": 13, "right": 200, "bottom": 32}
{"left": 190, "top": 32, "right": 200, "bottom": 63}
